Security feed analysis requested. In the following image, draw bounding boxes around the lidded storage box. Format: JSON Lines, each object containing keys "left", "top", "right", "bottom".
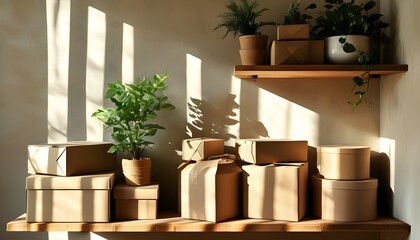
{"left": 114, "top": 183, "right": 159, "bottom": 220}
{"left": 26, "top": 172, "right": 115, "bottom": 222}
{"left": 236, "top": 139, "right": 308, "bottom": 164}
{"left": 312, "top": 175, "right": 377, "bottom": 222}
{"left": 181, "top": 138, "right": 224, "bottom": 161}
{"left": 28, "top": 141, "right": 116, "bottom": 176}
{"left": 243, "top": 163, "right": 308, "bottom": 221}
{"left": 317, "top": 146, "right": 370, "bottom": 180}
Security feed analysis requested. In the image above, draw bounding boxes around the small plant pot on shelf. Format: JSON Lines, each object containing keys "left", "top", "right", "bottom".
{"left": 239, "top": 35, "right": 268, "bottom": 65}
{"left": 122, "top": 158, "right": 151, "bottom": 186}
{"left": 325, "top": 35, "right": 369, "bottom": 64}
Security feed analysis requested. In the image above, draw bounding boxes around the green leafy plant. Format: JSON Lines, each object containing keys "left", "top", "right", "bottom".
{"left": 92, "top": 74, "right": 175, "bottom": 160}
{"left": 312, "top": 0, "right": 390, "bottom": 110}
{"left": 282, "top": 0, "right": 317, "bottom": 25}
{"left": 214, "top": 0, "right": 276, "bottom": 38}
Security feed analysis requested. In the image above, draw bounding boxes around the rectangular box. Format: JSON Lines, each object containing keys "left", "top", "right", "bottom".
{"left": 312, "top": 175, "right": 377, "bottom": 222}
{"left": 181, "top": 158, "right": 242, "bottom": 222}
{"left": 270, "top": 40, "right": 309, "bottom": 65}
{"left": 243, "top": 163, "right": 308, "bottom": 221}
{"left": 308, "top": 40, "right": 324, "bottom": 64}
{"left": 28, "top": 141, "right": 116, "bottom": 176}
{"left": 277, "top": 24, "right": 310, "bottom": 40}
{"left": 114, "top": 183, "right": 159, "bottom": 220}
{"left": 317, "top": 146, "right": 371, "bottom": 180}
{"left": 182, "top": 138, "right": 225, "bottom": 161}
{"left": 236, "top": 139, "right": 308, "bottom": 164}
{"left": 26, "top": 172, "right": 114, "bottom": 222}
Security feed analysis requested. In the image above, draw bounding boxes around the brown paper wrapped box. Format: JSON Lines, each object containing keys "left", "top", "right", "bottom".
{"left": 270, "top": 40, "right": 309, "bottom": 65}
{"left": 28, "top": 141, "right": 116, "bottom": 176}
{"left": 318, "top": 146, "right": 371, "bottom": 180}
{"left": 181, "top": 138, "right": 225, "bottom": 161}
{"left": 114, "top": 183, "right": 159, "bottom": 220}
{"left": 312, "top": 175, "right": 377, "bottom": 222}
{"left": 243, "top": 163, "right": 308, "bottom": 221}
{"left": 277, "top": 24, "right": 310, "bottom": 40}
{"left": 181, "top": 158, "right": 242, "bottom": 222}
{"left": 308, "top": 40, "right": 324, "bottom": 64}
{"left": 26, "top": 172, "right": 114, "bottom": 222}
{"left": 236, "top": 139, "right": 308, "bottom": 164}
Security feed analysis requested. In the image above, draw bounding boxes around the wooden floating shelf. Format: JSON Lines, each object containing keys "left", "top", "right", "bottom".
{"left": 234, "top": 64, "right": 408, "bottom": 79}
{"left": 7, "top": 213, "right": 410, "bottom": 237}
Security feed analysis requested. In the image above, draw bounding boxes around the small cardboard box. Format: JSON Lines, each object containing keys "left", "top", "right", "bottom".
{"left": 277, "top": 24, "right": 310, "bottom": 40}
{"left": 318, "top": 146, "right": 371, "bottom": 180}
{"left": 308, "top": 40, "right": 324, "bottom": 64}
{"left": 270, "top": 40, "right": 309, "bottom": 65}
{"left": 236, "top": 139, "right": 308, "bottom": 164}
{"left": 182, "top": 138, "right": 225, "bottom": 161}
{"left": 114, "top": 183, "right": 159, "bottom": 220}
{"left": 28, "top": 141, "right": 116, "bottom": 176}
{"left": 26, "top": 172, "right": 114, "bottom": 222}
{"left": 181, "top": 158, "right": 242, "bottom": 222}
{"left": 312, "top": 175, "right": 377, "bottom": 222}
{"left": 243, "top": 163, "right": 308, "bottom": 221}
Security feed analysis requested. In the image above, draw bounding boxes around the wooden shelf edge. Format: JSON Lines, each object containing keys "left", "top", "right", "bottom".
{"left": 6, "top": 213, "right": 411, "bottom": 233}
{"left": 234, "top": 64, "right": 408, "bottom": 79}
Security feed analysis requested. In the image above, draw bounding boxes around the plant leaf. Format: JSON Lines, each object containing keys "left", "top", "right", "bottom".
{"left": 353, "top": 76, "right": 364, "bottom": 86}
{"left": 343, "top": 42, "right": 356, "bottom": 53}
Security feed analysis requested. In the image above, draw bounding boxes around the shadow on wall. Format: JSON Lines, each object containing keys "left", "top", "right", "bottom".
{"left": 187, "top": 94, "right": 269, "bottom": 154}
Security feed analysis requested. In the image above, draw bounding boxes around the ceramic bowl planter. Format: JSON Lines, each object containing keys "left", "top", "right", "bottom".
{"left": 238, "top": 35, "right": 268, "bottom": 65}
{"left": 122, "top": 158, "right": 151, "bottom": 186}
{"left": 325, "top": 35, "right": 369, "bottom": 64}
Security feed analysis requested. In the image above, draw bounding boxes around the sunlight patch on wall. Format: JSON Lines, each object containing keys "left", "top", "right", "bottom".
{"left": 48, "top": 232, "right": 69, "bottom": 240}
{"left": 85, "top": 7, "right": 106, "bottom": 141}
{"left": 257, "top": 88, "right": 319, "bottom": 146}
{"left": 47, "top": 0, "right": 71, "bottom": 143}
{"left": 380, "top": 137, "right": 396, "bottom": 191}
{"left": 226, "top": 76, "right": 241, "bottom": 146}
{"left": 122, "top": 23, "right": 134, "bottom": 84}
{"left": 186, "top": 54, "right": 202, "bottom": 137}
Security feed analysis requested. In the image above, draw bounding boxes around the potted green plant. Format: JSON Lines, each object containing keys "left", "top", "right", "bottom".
{"left": 214, "top": 0, "right": 275, "bottom": 65}
{"left": 312, "top": 0, "right": 389, "bottom": 64}
{"left": 92, "top": 74, "right": 175, "bottom": 186}
{"left": 277, "top": 1, "right": 317, "bottom": 40}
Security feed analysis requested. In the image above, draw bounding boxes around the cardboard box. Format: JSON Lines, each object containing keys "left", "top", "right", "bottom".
{"left": 312, "top": 175, "right": 377, "bottom": 222}
{"left": 26, "top": 172, "right": 114, "bottom": 222}
{"left": 318, "top": 146, "right": 371, "bottom": 180}
{"left": 308, "top": 40, "right": 324, "bottom": 64}
{"left": 243, "top": 163, "right": 308, "bottom": 221}
{"left": 114, "top": 183, "right": 159, "bottom": 220}
{"left": 181, "top": 158, "right": 242, "bottom": 222}
{"left": 236, "top": 139, "right": 308, "bottom": 164}
{"left": 270, "top": 40, "right": 309, "bottom": 65}
{"left": 182, "top": 138, "right": 225, "bottom": 161}
{"left": 28, "top": 141, "right": 116, "bottom": 176}
{"left": 277, "top": 24, "right": 310, "bottom": 40}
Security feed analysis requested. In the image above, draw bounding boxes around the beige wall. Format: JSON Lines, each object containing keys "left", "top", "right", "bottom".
{"left": 381, "top": 0, "right": 420, "bottom": 240}
{"left": 0, "top": 0, "right": 389, "bottom": 239}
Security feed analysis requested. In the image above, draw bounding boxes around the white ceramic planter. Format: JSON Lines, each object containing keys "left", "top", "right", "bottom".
{"left": 325, "top": 35, "right": 369, "bottom": 64}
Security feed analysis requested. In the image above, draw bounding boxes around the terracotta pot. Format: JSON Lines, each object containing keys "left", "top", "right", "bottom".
{"left": 239, "top": 35, "right": 268, "bottom": 50}
{"left": 239, "top": 49, "right": 266, "bottom": 65}
{"left": 325, "top": 35, "right": 369, "bottom": 64}
{"left": 122, "top": 158, "right": 151, "bottom": 186}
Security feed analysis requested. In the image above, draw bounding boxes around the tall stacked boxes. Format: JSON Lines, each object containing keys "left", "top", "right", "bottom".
{"left": 26, "top": 141, "right": 116, "bottom": 222}
{"left": 180, "top": 138, "right": 242, "bottom": 222}
{"left": 271, "top": 24, "right": 324, "bottom": 65}
{"left": 238, "top": 139, "right": 308, "bottom": 221}
{"left": 313, "top": 146, "right": 377, "bottom": 222}
{"left": 114, "top": 183, "right": 159, "bottom": 220}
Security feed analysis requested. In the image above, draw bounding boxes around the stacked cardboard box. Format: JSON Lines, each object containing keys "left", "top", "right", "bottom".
{"left": 313, "top": 146, "right": 377, "bottom": 222}
{"left": 271, "top": 24, "right": 324, "bottom": 65}
{"left": 26, "top": 141, "right": 116, "bottom": 222}
{"left": 238, "top": 139, "right": 308, "bottom": 221}
{"left": 179, "top": 138, "right": 242, "bottom": 222}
